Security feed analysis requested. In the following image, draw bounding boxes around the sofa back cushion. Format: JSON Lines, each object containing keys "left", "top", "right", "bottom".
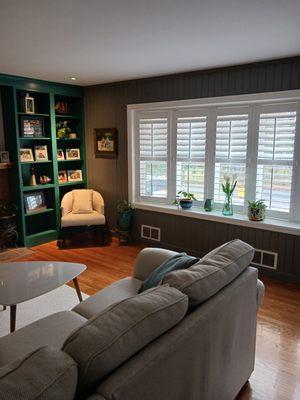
{"left": 0, "top": 346, "right": 77, "bottom": 400}
{"left": 63, "top": 285, "right": 188, "bottom": 398}
{"left": 162, "top": 239, "right": 254, "bottom": 308}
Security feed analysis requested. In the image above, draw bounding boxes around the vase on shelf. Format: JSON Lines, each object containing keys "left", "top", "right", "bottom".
{"left": 222, "top": 195, "right": 233, "bottom": 216}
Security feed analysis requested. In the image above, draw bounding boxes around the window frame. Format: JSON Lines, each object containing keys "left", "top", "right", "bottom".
{"left": 128, "top": 90, "right": 300, "bottom": 222}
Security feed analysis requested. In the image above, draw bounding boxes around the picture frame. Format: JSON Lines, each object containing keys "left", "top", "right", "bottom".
{"left": 0, "top": 151, "right": 10, "bottom": 163}
{"left": 66, "top": 148, "right": 80, "bottom": 160}
{"left": 25, "top": 93, "right": 35, "bottom": 114}
{"left": 21, "top": 116, "right": 44, "bottom": 138}
{"left": 34, "top": 145, "right": 48, "bottom": 161}
{"left": 58, "top": 170, "right": 68, "bottom": 184}
{"left": 94, "top": 128, "right": 118, "bottom": 158}
{"left": 67, "top": 169, "right": 83, "bottom": 182}
{"left": 57, "top": 149, "right": 65, "bottom": 160}
{"left": 24, "top": 191, "right": 47, "bottom": 214}
{"left": 20, "top": 148, "right": 34, "bottom": 162}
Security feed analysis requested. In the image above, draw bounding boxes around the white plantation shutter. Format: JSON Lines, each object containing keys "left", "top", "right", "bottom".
{"left": 138, "top": 114, "right": 168, "bottom": 198}
{"left": 214, "top": 113, "right": 249, "bottom": 205}
{"left": 256, "top": 111, "right": 297, "bottom": 212}
{"left": 176, "top": 115, "right": 207, "bottom": 200}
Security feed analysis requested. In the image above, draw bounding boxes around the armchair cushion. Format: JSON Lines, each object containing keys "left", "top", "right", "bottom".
{"left": 72, "top": 189, "right": 93, "bottom": 214}
{"left": 61, "top": 211, "right": 105, "bottom": 228}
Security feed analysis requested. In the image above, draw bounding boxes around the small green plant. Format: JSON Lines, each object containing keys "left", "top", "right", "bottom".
{"left": 116, "top": 199, "right": 134, "bottom": 214}
{"left": 222, "top": 175, "right": 237, "bottom": 197}
{"left": 56, "top": 120, "right": 71, "bottom": 138}
{"left": 177, "top": 191, "right": 197, "bottom": 200}
{"left": 173, "top": 191, "right": 197, "bottom": 209}
{"left": 247, "top": 200, "right": 267, "bottom": 221}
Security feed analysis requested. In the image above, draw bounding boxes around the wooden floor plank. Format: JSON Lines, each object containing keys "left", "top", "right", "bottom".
{"left": 18, "top": 239, "right": 300, "bottom": 400}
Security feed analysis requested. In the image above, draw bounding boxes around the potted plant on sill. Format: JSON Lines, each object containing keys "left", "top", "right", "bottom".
{"left": 116, "top": 199, "right": 134, "bottom": 231}
{"left": 222, "top": 175, "right": 237, "bottom": 216}
{"left": 173, "top": 191, "right": 197, "bottom": 210}
{"left": 247, "top": 200, "right": 267, "bottom": 221}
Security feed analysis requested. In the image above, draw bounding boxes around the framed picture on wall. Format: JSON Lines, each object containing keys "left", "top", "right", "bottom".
{"left": 94, "top": 128, "right": 118, "bottom": 158}
{"left": 0, "top": 151, "right": 10, "bottom": 163}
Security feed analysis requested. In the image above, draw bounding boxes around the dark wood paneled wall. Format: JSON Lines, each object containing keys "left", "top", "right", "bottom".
{"left": 84, "top": 57, "right": 300, "bottom": 282}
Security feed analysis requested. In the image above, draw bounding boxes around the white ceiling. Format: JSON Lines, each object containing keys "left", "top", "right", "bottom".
{"left": 0, "top": 0, "right": 299, "bottom": 86}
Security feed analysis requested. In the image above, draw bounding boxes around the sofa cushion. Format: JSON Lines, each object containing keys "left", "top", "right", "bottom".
{"left": 138, "top": 253, "right": 199, "bottom": 293}
{"left": 0, "top": 346, "right": 77, "bottom": 400}
{"left": 73, "top": 277, "right": 142, "bottom": 319}
{"left": 162, "top": 239, "right": 254, "bottom": 308}
{"left": 63, "top": 285, "right": 188, "bottom": 398}
{"left": 72, "top": 189, "right": 93, "bottom": 214}
{"left": 0, "top": 311, "right": 87, "bottom": 367}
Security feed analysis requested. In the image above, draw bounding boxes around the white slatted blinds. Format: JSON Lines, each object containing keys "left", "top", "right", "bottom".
{"left": 176, "top": 115, "right": 207, "bottom": 200}
{"left": 214, "top": 114, "right": 248, "bottom": 205}
{"left": 256, "top": 111, "right": 297, "bottom": 212}
{"left": 138, "top": 116, "right": 168, "bottom": 198}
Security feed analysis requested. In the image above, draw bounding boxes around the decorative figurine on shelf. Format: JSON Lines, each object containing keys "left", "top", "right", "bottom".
{"left": 55, "top": 101, "right": 69, "bottom": 114}
{"left": 29, "top": 166, "right": 37, "bottom": 186}
{"left": 25, "top": 93, "right": 35, "bottom": 114}
{"left": 40, "top": 175, "right": 51, "bottom": 185}
{"left": 56, "top": 121, "right": 71, "bottom": 138}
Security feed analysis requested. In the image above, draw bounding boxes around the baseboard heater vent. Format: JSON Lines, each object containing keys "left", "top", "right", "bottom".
{"left": 252, "top": 249, "right": 278, "bottom": 270}
{"left": 141, "top": 225, "right": 161, "bottom": 242}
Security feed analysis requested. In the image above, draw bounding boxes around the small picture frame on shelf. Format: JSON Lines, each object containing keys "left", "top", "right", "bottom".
{"left": 66, "top": 148, "right": 80, "bottom": 160}
{"left": 67, "top": 169, "right": 83, "bottom": 182}
{"left": 25, "top": 93, "right": 35, "bottom": 114}
{"left": 0, "top": 151, "right": 10, "bottom": 163}
{"left": 24, "top": 191, "right": 47, "bottom": 214}
{"left": 20, "top": 148, "right": 34, "bottom": 162}
{"left": 57, "top": 149, "right": 65, "bottom": 160}
{"left": 58, "top": 170, "right": 68, "bottom": 184}
{"left": 21, "top": 116, "right": 44, "bottom": 138}
{"left": 34, "top": 145, "right": 48, "bottom": 161}
{"left": 94, "top": 128, "right": 118, "bottom": 158}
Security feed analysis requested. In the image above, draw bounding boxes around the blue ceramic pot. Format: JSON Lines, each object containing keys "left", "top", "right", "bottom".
{"left": 179, "top": 199, "right": 193, "bottom": 209}
{"left": 117, "top": 210, "right": 133, "bottom": 230}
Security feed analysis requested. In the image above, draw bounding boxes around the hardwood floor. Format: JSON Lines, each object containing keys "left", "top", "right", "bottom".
{"left": 19, "top": 239, "right": 300, "bottom": 400}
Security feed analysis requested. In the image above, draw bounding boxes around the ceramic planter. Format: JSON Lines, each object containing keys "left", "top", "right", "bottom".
{"left": 179, "top": 199, "right": 193, "bottom": 209}
{"left": 247, "top": 207, "right": 266, "bottom": 221}
{"left": 117, "top": 210, "right": 133, "bottom": 230}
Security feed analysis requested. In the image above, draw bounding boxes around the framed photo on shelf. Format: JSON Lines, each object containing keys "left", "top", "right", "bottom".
{"left": 57, "top": 149, "right": 65, "bottom": 160}
{"left": 67, "top": 169, "right": 83, "bottom": 182}
{"left": 0, "top": 151, "right": 10, "bottom": 163}
{"left": 21, "top": 116, "right": 44, "bottom": 138}
{"left": 24, "top": 191, "right": 47, "bottom": 214}
{"left": 58, "top": 170, "right": 68, "bottom": 184}
{"left": 94, "top": 128, "right": 118, "bottom": 158}
{"left": 66, "top": 148, "right": 80, "bottom": 160}
{"left": 34, "top": 145, "right": 48, "bottom": 161}
{"left": 20, "top": 148, "right": 34, "bottom": 162}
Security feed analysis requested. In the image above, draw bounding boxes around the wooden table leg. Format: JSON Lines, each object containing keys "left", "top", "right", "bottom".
{"left": 73, "top": 277, "right": 83, "bottom": 302}
{"left": 10, "top": 305, "right": 17, "bottom": 333}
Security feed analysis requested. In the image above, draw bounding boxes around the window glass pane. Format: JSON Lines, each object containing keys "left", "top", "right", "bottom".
{"left": 256, "top": 165, "right": 292, "bottom": 212}
{"left": 176, "top": 162, "right": 205, "bottom": 200}
{"left": 214, "top": 163, "right": 245, "bottom": 205}
{"left": 140, "top": 161, "right": 167, "bottom": 198}
{"left": 258, "top": 112, "right": 296, "bottom": 161}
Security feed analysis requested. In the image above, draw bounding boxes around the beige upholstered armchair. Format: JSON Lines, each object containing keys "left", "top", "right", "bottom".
{"left": 57, "top": 189, "right": 108, "bottom": 249}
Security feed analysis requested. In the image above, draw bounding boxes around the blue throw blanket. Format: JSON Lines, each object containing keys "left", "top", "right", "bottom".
{"left": 138, "top": 252, "right": 199, "bottom": 293}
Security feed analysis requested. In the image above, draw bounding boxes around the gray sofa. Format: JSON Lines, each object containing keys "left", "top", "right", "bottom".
{"left": 0, "top": 240, "right": 264, "bottom": 400}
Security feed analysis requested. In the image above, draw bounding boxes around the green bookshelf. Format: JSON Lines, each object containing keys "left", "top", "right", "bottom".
{"left": 1, "top": 76, "right": 85, "bottom": 247}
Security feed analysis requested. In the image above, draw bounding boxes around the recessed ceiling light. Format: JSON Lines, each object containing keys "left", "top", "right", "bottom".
{"left": 69, "top": 76, "right": 77, "bottom": 81}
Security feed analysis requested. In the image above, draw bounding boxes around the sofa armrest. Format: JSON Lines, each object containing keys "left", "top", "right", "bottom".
{"left": 133, "top": 248, "right": 178, "bottom": 281}
{"left": 257, "top": 279, "right": 265, "bottom": 309}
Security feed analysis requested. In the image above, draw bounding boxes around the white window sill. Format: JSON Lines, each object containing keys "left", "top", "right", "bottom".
{"left": 135, "top": 202, "right": 300, "bottom": 236}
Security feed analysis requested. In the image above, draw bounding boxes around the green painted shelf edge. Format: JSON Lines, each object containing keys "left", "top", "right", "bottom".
{"left": 19, "top": 137, "right": 51, "bottom": 141}
{"left": 23, "top": 184, "right": 55, "bottom": 192}
{"left": 18, "top": 112, "right": 50, "bottom": 117}
{"left": 58, "top": 159, "right": 83, "bottom": 162}
{"left": 55, "top": 114, "right": 81, "bottom": 119}
{"left": 25, "top": 229, "right": 58, "bottom": 247}
{"left": 25, "top": 208, "right": 55, "bottom": 217}
{"left": 21, "top": 161, "right": 52, "bottom": 165}
{"left": 56, "top": 138, "right": 82, "bottom": 141}
{"left": 59, "top": 181, "right": 85, "bottom": 187}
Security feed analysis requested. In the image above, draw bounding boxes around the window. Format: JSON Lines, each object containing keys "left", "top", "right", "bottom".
{"left": 128, "top": 92, "right": 300, "bottom": 222}
{"left": 138, "top": 113, "right": 169, "bottom": 199}
{"left": 214, "top": 113, "right": 249, "bottom": 206}
{"left": 256, "top": 110, "right": 297, "bottom": 213}
{"left": 176, "top": 114, "right": 207, "bottom": 200}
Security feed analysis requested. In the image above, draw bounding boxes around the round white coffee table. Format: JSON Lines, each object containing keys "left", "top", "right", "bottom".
{"left": 0, "top": 261, "right": 86, "bottom": 332}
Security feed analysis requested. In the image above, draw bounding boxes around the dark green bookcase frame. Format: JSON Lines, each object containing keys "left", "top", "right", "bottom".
{"left": 0, "top": 74, "right": 86, "bottom": 247}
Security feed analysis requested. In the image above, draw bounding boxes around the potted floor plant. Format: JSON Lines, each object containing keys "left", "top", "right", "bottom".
{"left": 117, "top": 199, "right": 134, "bottom": 230}
{"left": 247, "top": 200, "right": 267, "bottom": 221}
{"left": 173, "top": 191, "right": 197, "bottom": 209}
